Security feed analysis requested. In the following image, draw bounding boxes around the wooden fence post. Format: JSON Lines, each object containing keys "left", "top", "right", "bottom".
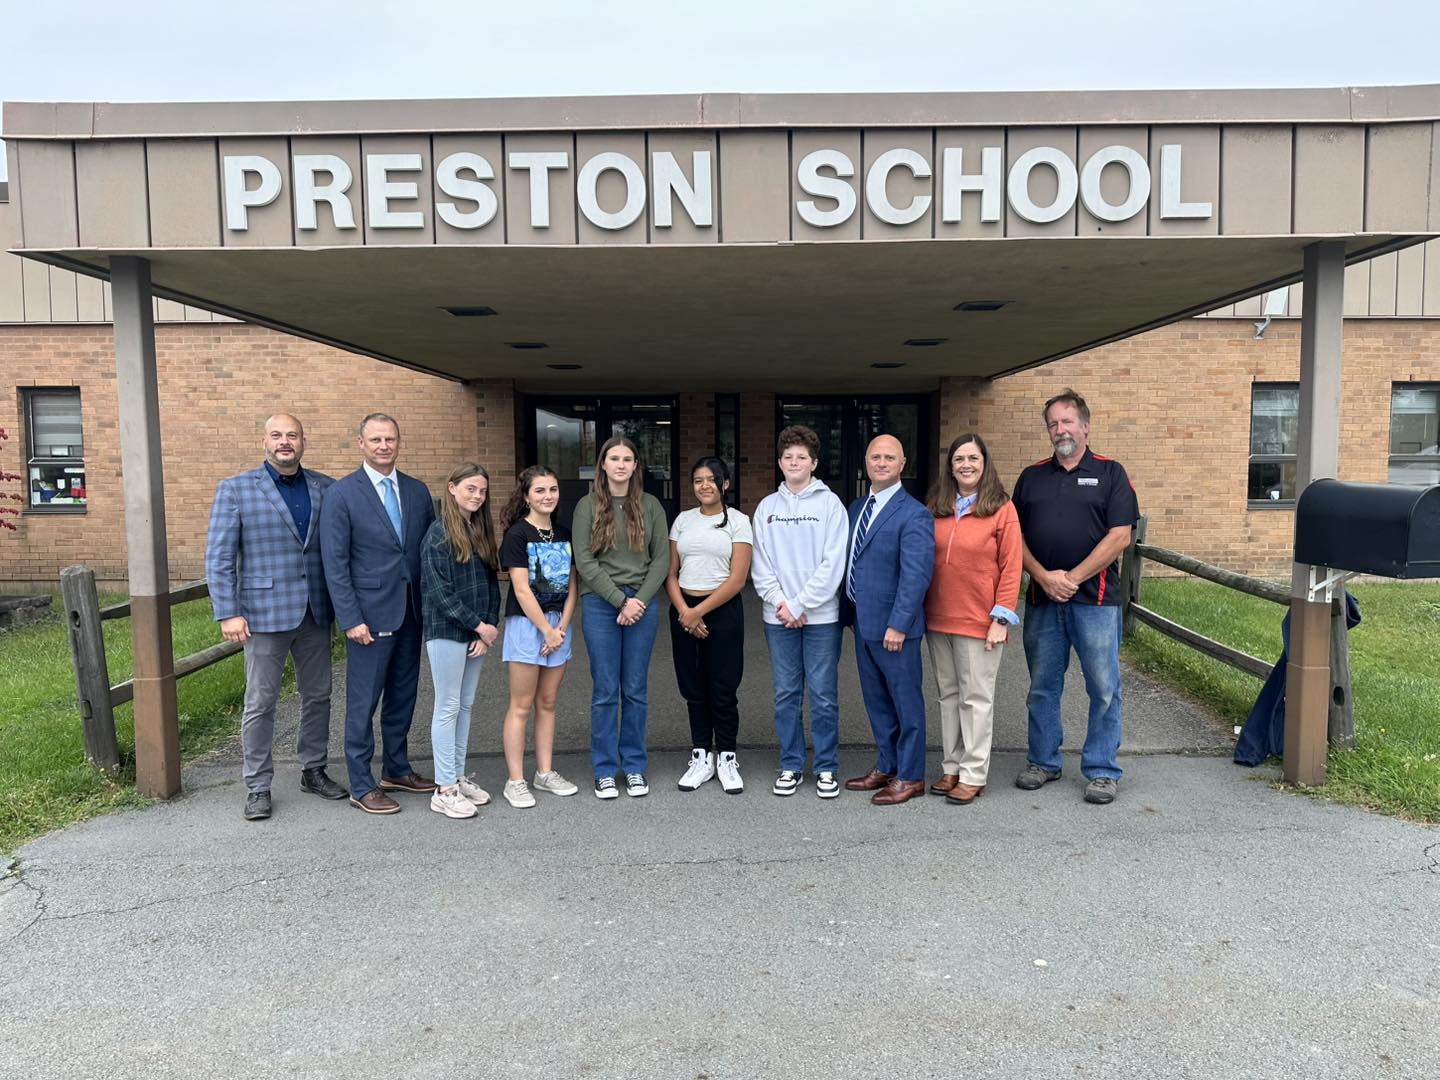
{"left": 1120, "top": 514, "right": 1148, "bottom": 636}
{"left": 59, "top": 565, "right": 120, "bottom": 774}
{"left": 1328, "top": 589, "right": 1355, "bottom": 749}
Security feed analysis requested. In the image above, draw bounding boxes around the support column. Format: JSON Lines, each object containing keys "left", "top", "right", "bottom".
{"left": 1284, "top": 241, "right": 1345, "bottom": 787}
{"left": 111, "top": 256, "right": 180, "bottom": 798}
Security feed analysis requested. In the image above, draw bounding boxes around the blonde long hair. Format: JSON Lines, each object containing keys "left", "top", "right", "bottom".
{"left": 439, "top": 461, "right": 499, "bottom": 568}
{"left": 589, "top": 435, "right": 648, "bottom": 554}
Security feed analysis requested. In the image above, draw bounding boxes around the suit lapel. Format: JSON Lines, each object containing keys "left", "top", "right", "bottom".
{"left": 357, "top": 468, "right": 404, "bottom": 550}
{"left": 856, "top": 488, "right": 904, "bottom": 557}
{"left": 253, "top": 468, "right": 303, "bottom": 546}
{"left": 302, "top": 472, "right": 325, "bottom": 548}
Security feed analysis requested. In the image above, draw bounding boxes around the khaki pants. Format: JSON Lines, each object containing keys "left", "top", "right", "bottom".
{"left": 926, "top": 630, "right": 1004, "bottom": 786}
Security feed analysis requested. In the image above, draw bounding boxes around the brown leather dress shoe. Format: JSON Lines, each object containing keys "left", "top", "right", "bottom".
{"left": 929, "top": 774, "right": 960, "bottom": 796}
{"left": 944, "top": 782, "right": 986, "bottom": 805}
{"left": 350, "top": 789, "right": 401, "bottom": 815}
{"left": 871, "top": 779, "right": 926, "bottom": 805}
{"left": 380, "top": 772, "right": 438, "bottom": 793}
{"left": 845, "top": 767, "right": 896, "bottom": 792}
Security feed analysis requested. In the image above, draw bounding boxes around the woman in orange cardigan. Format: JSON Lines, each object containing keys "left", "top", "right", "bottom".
{"left": 923, "top": 433, "right": 1023, "bottom": 805}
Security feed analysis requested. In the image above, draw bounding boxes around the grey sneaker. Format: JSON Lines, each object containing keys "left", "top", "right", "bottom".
{"left": 1084, "top": 777, "right": 1119, "bottom": 805}
{"left": 1015, "top": 764, "right": 1062, "bottom": 791}
{"left": 532, "top": 770, "right": 579, "bottom": 797}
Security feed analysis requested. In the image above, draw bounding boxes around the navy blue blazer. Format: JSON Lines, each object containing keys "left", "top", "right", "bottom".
{"left": 320, "top": 467, "right": 435, "bottom": 633}
{"left": 205, "top": 465, "right": 334, "bottom": 633}
{"left": 843, "top": 487, "right": 935, "bottom": 640}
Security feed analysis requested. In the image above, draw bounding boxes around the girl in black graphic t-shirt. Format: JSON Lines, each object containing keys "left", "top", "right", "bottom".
{"left": 495, "top": 466, "right": 579, "bottom": 808}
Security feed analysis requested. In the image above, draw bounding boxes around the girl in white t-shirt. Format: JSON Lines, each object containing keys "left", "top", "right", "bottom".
{"left": 664, "top": 456, "right": 753, "bottom": 793}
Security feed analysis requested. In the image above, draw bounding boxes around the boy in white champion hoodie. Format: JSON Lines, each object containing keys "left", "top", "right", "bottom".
{"left": 751, "top": 425, "right": 850, "bottom": 798}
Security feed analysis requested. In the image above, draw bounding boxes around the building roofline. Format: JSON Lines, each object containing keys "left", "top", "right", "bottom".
{"left": 5, "top": 84, "right": 1440, "bottom": 139}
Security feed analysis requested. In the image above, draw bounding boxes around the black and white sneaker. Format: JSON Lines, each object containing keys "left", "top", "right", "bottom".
{"left": 772, "top": 769, "right": 803, "bottom": 797}
{"left": 815, "top": 772, "right": 840, "bottom": 799}
{"left": 625, "top": 773, "right": 650, "bottom": 798}
{"left": 716, "top": 752, "right": 744, "bottom": 794}
{"left": 677, "top": 748, "right": 716, "bottom": 791}
{"left": 594, "top": 776, "right": 619, "bottom": 800}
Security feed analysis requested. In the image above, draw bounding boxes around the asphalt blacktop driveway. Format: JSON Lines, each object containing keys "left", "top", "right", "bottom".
{"left": 3, "top": 595, "right": 1437, "bottom": 1079}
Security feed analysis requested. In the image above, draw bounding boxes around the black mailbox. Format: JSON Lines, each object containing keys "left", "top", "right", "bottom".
{"left": 1294, "top": 479, "right": 1440, "bottom": 578}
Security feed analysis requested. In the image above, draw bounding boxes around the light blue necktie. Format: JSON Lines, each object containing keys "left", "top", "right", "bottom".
{"left": 846, "top": 494, "right": 876, "bottom": 601}
{"left": 381, "top": 477, "right": 403, "bottom": 540}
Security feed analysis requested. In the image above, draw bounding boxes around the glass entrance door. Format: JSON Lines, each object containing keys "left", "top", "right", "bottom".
{"left": 526, "top": 396, "right": 679, "bottom": 530}
{"left": 777, "top": 396, "right": 932, "bottom": 504}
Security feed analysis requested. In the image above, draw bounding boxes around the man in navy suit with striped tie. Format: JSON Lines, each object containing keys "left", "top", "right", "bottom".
{"left": 321, "top": 413, "right": 437, "bottom": 814}
{"left": 206, "top": 413, "right": 346, "bottom": 821}
{"left": 842, "top": 434, "right": 935, "bottom": 805}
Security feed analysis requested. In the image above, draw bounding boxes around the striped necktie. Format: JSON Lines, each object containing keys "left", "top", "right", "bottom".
{"left": 846, "top": 494, "right": 876, "bottom": 601}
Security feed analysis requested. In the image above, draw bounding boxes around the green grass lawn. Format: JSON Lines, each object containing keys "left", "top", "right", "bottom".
{"left": 1123, "top": 578, "right": 1440, "bottom": 822}
{"left": 0, "top": 595, "right": 287, "bottom": 853}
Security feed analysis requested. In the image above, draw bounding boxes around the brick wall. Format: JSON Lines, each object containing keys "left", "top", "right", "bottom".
{"left": 3, "top": 324, "right": 505, "bottom": 590}
{"left": 944, "top": 318, "right": 1440, "bottom": 580}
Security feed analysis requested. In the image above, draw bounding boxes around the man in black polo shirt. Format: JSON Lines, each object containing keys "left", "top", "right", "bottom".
{"left": 1011, "top": 389, "right": 1139, "bottom": 805}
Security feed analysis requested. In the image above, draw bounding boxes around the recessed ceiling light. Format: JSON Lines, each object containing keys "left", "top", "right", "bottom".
{"left": 871, "top": 362, "right": 905, "bottom": 369}
{"left": 442, "top": 306, "right": 497, "bottom": 317}
{"left": 546, "top": 363, "right": 583, "bottom": 371}
{"left": 507, "top": 341, "right": 548, "bottom": 349}
{"left": 952, "top": 300, "right": 1013, "bottom": 312}
{"left": 904, "top": 338, "right": 947, "bottom": 347}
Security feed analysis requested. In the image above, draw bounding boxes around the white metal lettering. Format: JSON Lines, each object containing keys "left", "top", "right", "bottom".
{"left": 507, "top": 151, "right": 570, "bottom": 229}
{"left": 577, "top": 152, "right": 647, "bottom": 230}
{"left": 366, "top": 154, "right": 424, "bottom": 229}
{"left": 292, "top": 154, "right": 356, "bottom": 231}
{"left": 796, "top": 149, "right": 857, "bottom": 227}
{"left": 1078, "top": 145, "right": 1150, "bottom": 223}
{"left": 435, "top": 152, "right": 498, "bottom": 230}
{"left": 652, "top": 150, "right": 713, "bottom": 228}
{"left": 865, "top": 148, "right": 932, "bottom": 226}
{"left": 221, "top": 155, "right": 282, "bottom": 232}
{"left": 1159, "top": 144, "right": 1213, "bottom": 219}
{"left": 1007, "top": 147, "right": 1079, "bottom": 224}
{"left": 940, "top": 146, "right": 1002, "bottom": 224}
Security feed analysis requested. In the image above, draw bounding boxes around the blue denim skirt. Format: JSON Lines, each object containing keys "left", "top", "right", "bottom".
{"left": 502, "top": 611, "right": 573, "bottom": 666}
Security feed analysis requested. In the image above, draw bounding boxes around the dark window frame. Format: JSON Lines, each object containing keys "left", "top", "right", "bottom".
{"left": 1388, "top": 382, "right": 1440, "bottom": 486}
{"left": 21, "top": 387, "right": 87, "bottom": 515}
{"left": 1247, "top": 382, "right": 1299, "bottom": 509}
{"left": 714, "top": 392, "right": 740, "bottom": 507}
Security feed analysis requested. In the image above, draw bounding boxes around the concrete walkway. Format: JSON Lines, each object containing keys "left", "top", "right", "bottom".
{"left": 3, "top": 596, "right": 1436, "bottom": 1079}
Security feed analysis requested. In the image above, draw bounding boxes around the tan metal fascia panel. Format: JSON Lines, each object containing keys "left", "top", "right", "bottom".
{"left": 7, "top": 85, "right": 1440, "bottom": 140}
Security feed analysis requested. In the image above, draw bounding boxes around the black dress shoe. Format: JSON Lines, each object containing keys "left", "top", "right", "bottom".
{"left": 300, "top": 767, "right": 348, "bottom": 800}
{"left": 243, "top": 791, "right": 272, "bottom": 820}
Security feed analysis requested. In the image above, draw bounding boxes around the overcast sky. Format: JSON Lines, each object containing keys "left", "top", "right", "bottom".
{"left": 3, "top": 0, "right": 1438, "bottom": 180}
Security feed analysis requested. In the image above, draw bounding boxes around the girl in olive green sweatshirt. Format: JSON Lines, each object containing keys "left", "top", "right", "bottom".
{"left": 572, "top": 435, "right": 670, "bottom": 799}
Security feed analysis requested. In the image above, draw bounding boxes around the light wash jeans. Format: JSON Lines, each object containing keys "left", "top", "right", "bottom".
{"left": 763, "top": 620, "right": 842, "bottom": 774}
{"left": 1022, "top": 602, "right": 1124, "bottom": 780}
{"left": 426, "top": 638, "right": 486, "bottom": 787}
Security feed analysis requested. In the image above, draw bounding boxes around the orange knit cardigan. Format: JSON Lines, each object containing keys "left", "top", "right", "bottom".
{"left": 923, "top": 500, "right": 1023, "bottom": 639}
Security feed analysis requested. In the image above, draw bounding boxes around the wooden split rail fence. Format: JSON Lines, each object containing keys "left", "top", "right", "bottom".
{"left": 60, "top": 564, "right": 243, "bottom": 774}
{"left": 1118, "top": 517, "right": 1354, "bottom": 748}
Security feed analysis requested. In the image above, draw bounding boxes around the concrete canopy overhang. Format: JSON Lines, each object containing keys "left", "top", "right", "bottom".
{"left": 4, "top": 86, "right": 1439, "bottom": 390}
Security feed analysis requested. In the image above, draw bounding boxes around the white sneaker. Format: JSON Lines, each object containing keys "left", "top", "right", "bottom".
{"left": 503, "top": 778, "right": 536, "bottom": 809}
{"left": 455, "top": 775, "right": 491, "bottom": 806}
{"left": 677, "top": 748, "right": 716, "bottom": 791}
{"left": 625, "top": 773, "right": 649, "bottom": 798}
{"left": 430, "top": 786, "right": 477, "bottom": 819}
{"left": 532, "top": 770, "right": 579, "bottom": 797}
{"left": 772, "top": 770, "right": 803, "bottom": 797}
{"left": 716, "top": 752, "right": 743, "bottom": 794}
{"left": 815, "top": 772, "right": 840, "bottom": 799}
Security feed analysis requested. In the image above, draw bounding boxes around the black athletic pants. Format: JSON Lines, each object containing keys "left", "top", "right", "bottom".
{"left": 668, "top": 591, "right": 744, "bottom": 753}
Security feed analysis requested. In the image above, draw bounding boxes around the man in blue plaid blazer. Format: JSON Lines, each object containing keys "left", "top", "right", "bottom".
{"left": 206, "top": 413, "right": 346, "bottom": 821}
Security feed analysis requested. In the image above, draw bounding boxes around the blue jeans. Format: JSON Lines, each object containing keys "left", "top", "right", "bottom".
{"left": 763, "top": 620, "right": 841, "bottom": 773}
{"left": 1022, "top": 602, "right": 1124, "bottom": 780}
{"left": 582, "top": 590, "right": 659, "bottom": 778}
{"left": 426, "top": 638, "right": 485, "bottom": 787}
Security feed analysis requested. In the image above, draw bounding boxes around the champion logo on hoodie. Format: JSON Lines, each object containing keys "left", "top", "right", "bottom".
{"left": 767, "top": 513, "right": 822, "bottom": 525}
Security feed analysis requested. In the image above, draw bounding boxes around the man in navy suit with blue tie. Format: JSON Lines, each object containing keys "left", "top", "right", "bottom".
{"left": 321, "top": 413, "right": 437, "bottom": 814}
{"left": 207, "top": 413, "right": 347, "bottom": 821}
{"left": 843, "top": 434, "right": 936, "bottom": 805}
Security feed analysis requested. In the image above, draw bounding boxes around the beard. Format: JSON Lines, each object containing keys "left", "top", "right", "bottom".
{"left": 1052, "top": 436, "right": 1078, "bottom": 457}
